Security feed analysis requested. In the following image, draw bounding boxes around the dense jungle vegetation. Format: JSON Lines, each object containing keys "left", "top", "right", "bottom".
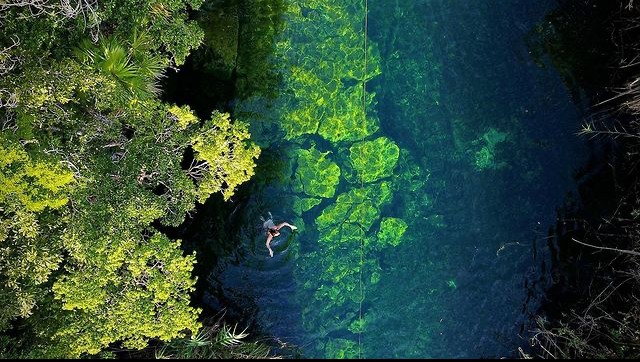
{"left": 0, "top": 0, "right": 274, "bottom": 358}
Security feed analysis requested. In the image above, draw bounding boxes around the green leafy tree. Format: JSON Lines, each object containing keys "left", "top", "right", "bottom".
{"left": 0, "top": 0, "right": 262, "bottom": 358}
{"left": 0, "top": 137, "right": 74, "bottom": 330}
{"left": 190, "top": 111, "right": 261, "bottom": 202}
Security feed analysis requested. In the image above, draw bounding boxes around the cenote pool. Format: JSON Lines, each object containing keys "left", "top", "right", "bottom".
{"left": 184, "top": 0, "right": 601, "bottom": 358}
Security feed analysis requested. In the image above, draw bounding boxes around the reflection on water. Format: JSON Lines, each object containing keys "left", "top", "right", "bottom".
{"left": 195, "top": 0, "right": 596, "bottom": 358}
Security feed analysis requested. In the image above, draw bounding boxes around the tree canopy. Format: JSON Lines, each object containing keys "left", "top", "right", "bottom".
{"left": 0, "top": 1, "right": 260, "bottom": 357}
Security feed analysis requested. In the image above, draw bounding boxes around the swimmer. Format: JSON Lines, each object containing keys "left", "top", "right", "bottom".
{"left": 261, "top": 212, "right": 297, "bottom": 257}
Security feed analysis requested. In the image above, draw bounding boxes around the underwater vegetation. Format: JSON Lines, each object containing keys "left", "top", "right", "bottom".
{"left": 472, "top": 127, "right": 510, "bottom": 171}
{"left": 234, "top": 0, "right": 437, "bottom": 358}
{"left": 292, "top": 147, "right": 341, "bottom": 198}
{"left": 348, "top": 137, "right": 400, "bottom": 183}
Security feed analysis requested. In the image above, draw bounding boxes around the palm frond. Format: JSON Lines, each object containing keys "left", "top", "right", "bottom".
{"left": 214, "top": 324, "right": 249, "bottom": 348}
{"left": 73, "top": 32, "right": 166, "bottom": 98}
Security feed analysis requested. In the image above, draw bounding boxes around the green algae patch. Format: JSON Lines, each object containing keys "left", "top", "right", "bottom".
{"left": 325, "top": 338, "right": 359, "bottom": 359}
{"left": 376, "top": 217, "right": 408, "bottom": 248}
{"left": 316, "top": 182, "right": 394, "bottom": 241}
{"left": 473, "top": 128, "right": 509, "bottom": 171}
{"left": 293, "top": 147, "right": 341, "bottom": 198}
{"left": 292, "top": 196, "right": 323, "bottom": 215}
{"left": 285, "top": 104, "right": 322, "bottom": 139}
{"left": 393, "top": 149, "right": 429, "bottom": 193}
{"left": 349, "top": 137, "right": 400, "bottom": 183}
{"left": 317, "top": 85, "right": 380, "bottom": 143}
{"left": 348, "top": 314, "right": 372, "bottom": 334}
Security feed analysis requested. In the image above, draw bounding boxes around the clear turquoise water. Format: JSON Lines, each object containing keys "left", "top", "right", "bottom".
{"left": 198, "top": 0, "right": 592, "bottom": 358}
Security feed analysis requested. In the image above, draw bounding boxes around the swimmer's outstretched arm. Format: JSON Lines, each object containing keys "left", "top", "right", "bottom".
{"left": 266, "top": 233, "right": 274, "bottom": 257}
{"left": 275, "top": 222, "right": 297, "bottom": 231}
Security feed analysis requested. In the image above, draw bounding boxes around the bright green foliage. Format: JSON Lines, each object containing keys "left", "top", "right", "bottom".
{"left": 293, "top": 147, "right": 341, "bottom": 198}
{"left": 0, "top": 139, "right": 74, "bottom": 212}
{"left": 168, "top": 104, "right": 199, "bottom": 130}
{"left": 473, "top": 128, "right": 509, "bottom": 170}
{"left": 0, "top": 0, "right": 263, "bottom": 356}
{"left": 51, "top": 233, "right": 201, "bottom": 356}
{"left": 0, "top": 138, "right": 73, "bottom": 330}
{"left": 191, "top": 111, "right": 261, "bottom": 202}
{"left": 0, "top": 1, "right": 204, "bottom": 68}
{"left": 375, "top": 217, "right": 408, "bottom": 248}
{"left": 5, "top": 58, "right": 120, "bottom": 140}
{"left": 99, "top": 0, "right": 205, "bottom": 66}
{"left": 348, "top": 137, "right": 400, "bottom": 183}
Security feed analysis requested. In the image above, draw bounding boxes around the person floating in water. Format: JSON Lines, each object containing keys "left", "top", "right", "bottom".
{"left": 261, "top": 212, "right": 297, "bottom": 257}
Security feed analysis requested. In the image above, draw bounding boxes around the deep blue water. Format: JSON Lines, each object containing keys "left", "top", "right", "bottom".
{"left": 196, "top": 0, "right": 594, "bottom": 358}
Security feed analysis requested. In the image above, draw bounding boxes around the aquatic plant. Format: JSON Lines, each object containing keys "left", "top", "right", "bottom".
{"left": 316, "top": 85, "right": 380, "bottom": 143}
{"left": 292, "top": 147, "right": 341, "bottom": 198}
{"left": 348, "top": 136, "right": 400, "bottom": 183}
{"left": 472, "top": 127, "right": 509, "bottom": 171}
{"left": 292, "top": 196, "right": 322, "bottom": 216}
{"left": 324, "top": 338, "right": 359, "bottom": 359}
{"left": 316, "top": 182, "right": 393, "bottom": 240}
{"left": 375, "top": 217, "right": 408, "bottom": 248}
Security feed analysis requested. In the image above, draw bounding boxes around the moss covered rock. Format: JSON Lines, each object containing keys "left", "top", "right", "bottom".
{"left": 324, "top": 338, "right": 359, "bottom": 359}
{"left": 317, "top": 85, "right": 380, "bottom": 142}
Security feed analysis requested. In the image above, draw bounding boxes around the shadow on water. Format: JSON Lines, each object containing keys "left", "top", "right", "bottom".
{"left": 157, "top": 0, "right": 291, "bottom": 351}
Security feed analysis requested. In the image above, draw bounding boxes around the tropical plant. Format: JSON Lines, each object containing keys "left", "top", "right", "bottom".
{"left": 154, "top": 317, "right": 276, "bottom": 359}
{"left": 74, "top": 31, "right": 165, "bottom": 98}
